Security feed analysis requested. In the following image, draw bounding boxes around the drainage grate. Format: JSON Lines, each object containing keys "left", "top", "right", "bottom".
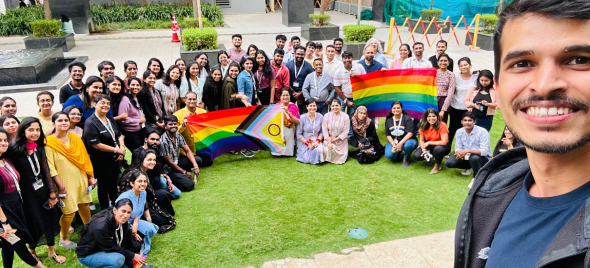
{"left": 215, "top": 0, "right": 231, "bottom": 8}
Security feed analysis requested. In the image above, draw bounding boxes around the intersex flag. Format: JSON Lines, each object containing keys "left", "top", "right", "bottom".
{"left": 186, "top": 105, "right": 285, "bottom": 162}
{"left": 351, "top": 68, "right": 438, "bottom": 119}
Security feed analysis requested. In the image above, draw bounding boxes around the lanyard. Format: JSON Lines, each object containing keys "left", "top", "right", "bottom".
{"left": 97, "top": 115, "right": 117, "bottom": 145}
{"left": 294, "top": 63, "right": 304, "bottom": 79}
{"left": 246, "top": 71, "right": 257, "bottom": 97}
{"left": 313, "top": 73, "right": 323, "bottom": 99}
{"left": 115, "top": 224, "right": 123, "bottom": 246}
{"left": 256, "top": 69, "right": 264, "bottom": 88}
{"left": 2, "top": 162, "right": 21, "bottom": 200}
{"left": 274, "top": 65, "right": 283, "bottom": 80}
{"left": 27, "top": 151, "right": 40, "bottom": 179}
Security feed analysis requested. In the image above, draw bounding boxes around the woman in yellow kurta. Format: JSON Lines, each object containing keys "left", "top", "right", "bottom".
{"left": 45, "top": 112, "right": 96, "bottom": 249}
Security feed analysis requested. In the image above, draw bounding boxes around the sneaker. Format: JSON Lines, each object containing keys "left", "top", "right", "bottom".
{"left": 461, "top": 169, "right": 472, "bottom": 176}
{"left": 240, "top": 150, "right": 254, "bottom": 158}
{"left": 89, "top": 202, "right": 96, "bottom": 211}
{"left": 402, "top": 160, "right": 410, "bottom": 167}
{"left": 59, "top": 239, "right": 77, "bottom": 249}
{"left": 468, "top": 178, "right": 475, "bottom": 189}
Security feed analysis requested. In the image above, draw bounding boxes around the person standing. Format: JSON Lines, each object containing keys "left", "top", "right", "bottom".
{"left": 123, "top": 60, "right": 138, "bottom": 89}
{"left": 63, "top": 76, "right": 113, "bottom": 122}
{"left": 463, "top": 70, "right": 497, "bottom": 132}
{"left": 227, "top": 34, "right": 247, "bottom": 63}
{"left": 214, "top": 51, "right": 230, "bottom": 79}
{"left": 271, "top": 48, "right": 290, "bottom": 104}
{"left": 286, "top": 46, "right": 314, "bottom": 112}
{"left": 160, "top": 115, "right": 200, "bottom": 192}
{"left": 254, "top": 50, "right": 276, "bottom": 105}
{"left": 138, "top": 70, "right": 165, "bottom": 130}
{"left": 275, "top": 34, "right": 289, "bottom": 62}
{"left": 195, "top": 53, "right": 210, "bottom": 79}
{"left": 283, "top": 36, "right": 300, "bottom": 64}
{"left": 63, "top": 105, "right": 84, "bottom": 137}
{"left": 59, "top": 62, "right": 86, "bottom": 104}
{"left": 220, "top": 63, "right": 249, "bottom": 110}
{"left": 105, "top": 76, "right": 128, "bottom": 123}
{"left": 322, "top": 45, "right": 344, "bottom": 77}
{"left": 237, "top": 56, "right": 257, "bottom": 106}
{"left": 0, "top": 97, "right": 17, "bottom": 116}
{"left": 304, "top": 42, "right": 316, "bottom": 65}
{"left": 359, "top": 38, "right": 388, "bottom": 68}
{"left": 117, "top": 77, "right": 145, "bottom": 153}
{"left": 389, "top": 44, "right": 412, "bottom": 70}
{"left": 84, "top": 95, "right": 126, "bottom": 210}
{"left": 401, "top": 42, "right": 433, "bottom": 69}
{"left": 1, "top": 115, "right": 19, "bottom": 143}
{"left": 448, "top": 57, "right": 477, "bottom": 149}
{"left": 333, "top": 38, "right": 344, "bottom": 62}
{"left": 146, "top": 58, "right": 164, "bottom": 80}
{"left": 202, "top": 67, "right": 224, "bottom": 111}
{"left": 302, "top": 59, "right": 335, "bottom": 115}
{"left": 436, "top": 54, "right": 456, "bottom": 123}
{"left": 334, "top": 51, "right": 366, "bottom": 141}
{"left": 180, "top": 61, "right": 205, "bottom": 108}
{"left": 98, "top": 61, "right": 114, "bottom": 82}
{"left": 34, "top": 91, "right": 55, "bottom": 135}
{"left": 314, "top": 42, "right": 324, "bottom": 60}
{"left": 155, "top": 65, "right": 182, "bottom": 115}
{"left": 428, "top": 40, "right": 454, "bottom": 71}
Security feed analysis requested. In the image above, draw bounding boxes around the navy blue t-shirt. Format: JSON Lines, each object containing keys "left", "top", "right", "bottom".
{"left": 485, "top": 173, "right": 590, "bottom": 268}
{"left": 358, "top": 59, "right": 383, "bottom": 73}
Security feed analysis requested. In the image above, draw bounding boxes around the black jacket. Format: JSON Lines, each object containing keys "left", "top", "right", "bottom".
{"left": 138, "top": 87, "right": 166, "bottom": 125}
{"left": 455, "top": 147, "right": 590, "bottom": 268}
{"left": 76, "top": 211, "right": 139, "bottom": 267}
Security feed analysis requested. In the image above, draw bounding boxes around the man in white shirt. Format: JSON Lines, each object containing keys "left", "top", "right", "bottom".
{"left": 402, "top": 42, "right": 434, "bottom": 69}
{"left": 334, "top": 51, "right": 366, "bottom": 142}
{"left": 333, "top": 38, "right": 344, "bottom": 62}
{"left": 323, "top": 45, "right": 344, "bottom": 77}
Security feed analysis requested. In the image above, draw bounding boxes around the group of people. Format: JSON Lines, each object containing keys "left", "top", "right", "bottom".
{"left": 0, "top": 31, "right": 516, "bottom": 268}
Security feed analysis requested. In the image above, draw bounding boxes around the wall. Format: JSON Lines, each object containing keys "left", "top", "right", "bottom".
{"left": 335, "top": 0, "right": 372, "bottom": 7}
{"left": 333, "top": 0, "right": 371, "bottom": 16}
{"left": 89, "top": 0, "right": 266, "bottom": 14}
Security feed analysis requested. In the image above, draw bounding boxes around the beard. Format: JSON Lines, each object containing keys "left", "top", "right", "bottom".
{"left": 513, "top": 128, "right": 590, "bottom": 154}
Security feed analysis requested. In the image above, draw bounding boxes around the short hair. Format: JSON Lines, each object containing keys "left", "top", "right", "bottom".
{"left": 334, "top": 38, "right": 343, "bottom": 44}
{"left": 306, "top": 98, "right": 317, "bottom": 106}
{"left": 275, "top": 34, "right": 287, "bottom": 41}
{"left": 232, "top": 34, "right": 242, "bottom": 40}
{"left": 313, "top": 58, "right": 323, "bottom": 64}
{"left": 293, "top": 46, "right": 306, "bottom": 53}
{"left": 123, "top": 60, "right": 137, "bottom": 71}
{"left": 93, "top": 94, "right": 111, "bottom": 104}
{"left": 342, "top": 51, "right": 353, "bottom": 58}
{"left": 326, "top": 45, "right": 335, "bottom": 50}
{"left": 493, "top": 0, "right": 590, "bottom": 81}
{"left": 185, "top": 91, "right": 198, "bottom": 98}
{"left": 413, "top": 42, "right": 424, "bottom": 49}
{"left": 291, "top": 36, "right": 300, "bottom": 42}
{"left": 315, "top": 42, "right": 323, "bottom": 48}
{"left": 163, "top": 115, "right": 178, "bottom": 124}
{"left": 274, "top": 48, "right": 285, "bottom": 56}
{"left": 305, "top": 41, "right": 316, "bottom": 49}
{"left": 438, "top": 53, "right": 450, "bottom": 62}
{"left": 462, "top": 112, "right": 477, "bottom": 121}
{"left": 98, "top": 61, "right": 114, "bottom": 72}
{"left": 68, "top": 61, "right": 86, "bottom": 73}
{"left": 436, "top": 40, "right": 448, "bottom": 47}
{"left": 144, "top": 127, "right": 161, "bottom": 139}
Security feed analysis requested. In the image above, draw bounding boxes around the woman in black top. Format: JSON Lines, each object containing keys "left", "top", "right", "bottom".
{"left": 137, "top": 70, "right": 165, "bottom": 130}
{"left": 105, "top": 76, "right": 127, "bottom": 123}
{"left": 384, "top": 101, "right": 418, "bottom": 166}
{"left": 492, "top": 126, "right": 522, "bottom": 157}
{"left": 0, "top": 128, "right": 46, "bottom": 268}
{"left": 349, "top": 106, "right": 384, "bottom": 164}
{"left": 84, "top": 94, "right": 126, "bottom": 210}
{"left": 76, "top": 199, "right": 145, "bottom": 268}
{"left": 9, "top": 118, "right": 63, "bottom": 263}
{"left": 202, "top": 67, "right": 223, "bottom": 111}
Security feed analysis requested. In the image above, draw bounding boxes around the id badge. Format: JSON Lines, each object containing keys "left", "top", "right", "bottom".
{"left": 293, "top": 82, "right": 299, "bottom": 87}
{"left": 33, "top": 178, "right": 44, "bottom": 191}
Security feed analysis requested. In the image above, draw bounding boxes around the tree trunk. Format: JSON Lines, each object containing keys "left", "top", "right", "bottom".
{"left": 193, "top": 0, "right": 203, "bottom": 30}
{"left": 43, "top": 0, "right": 51, "bottom": 20}
{"left": 320, "top": 0, "right": 332, "bottom": 15}
{"left": 430, "top": 0, "right": 433, "bottom": 10}
{"left": 142, "top": 0, "right": 147, "bottom": 6}
{"left": 357, "top": 0, "right": 361, "bottom": 25}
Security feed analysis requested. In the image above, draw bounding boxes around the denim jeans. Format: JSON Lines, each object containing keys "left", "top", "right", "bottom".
{"left": 158, "top": 177, "right": 181, "bottom": 199}
{"left": 317, "top": 103, "right": 329, "bottom": 115}
{"left": 340, "top": 97, "right": 356, "bottom": 140}
{"left": 384, "top": 139, "right": 418, "bottom": 161}
{"left": 79, "top": 252, "right": 131, "bottom": 268}
{"left": 475, "top": 116, "right": 494, "bottom": 132}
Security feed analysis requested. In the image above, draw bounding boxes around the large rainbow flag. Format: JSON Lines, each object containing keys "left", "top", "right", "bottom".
{"left": 186, "top": 105, "right": 285, "bottom": 162}
{"left": 351, "top": 68, "right": 437, "bottom": 119}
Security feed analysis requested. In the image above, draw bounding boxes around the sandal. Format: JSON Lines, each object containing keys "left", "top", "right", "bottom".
{"left": 51, "top": 254, "right": 66, "bottom": 264}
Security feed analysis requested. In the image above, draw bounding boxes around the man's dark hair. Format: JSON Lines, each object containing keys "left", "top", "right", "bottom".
{"left": 98, "top": 60, "right": 114, "bottom": 72}
{"left": 163, "top": 115, "right": 178, "bottom": 125}
{"left": 313, "top": 58, "right": 323, "bottom": 64}
{"left": 305, "top": 41, "right": 316, "bottom": 49}
{"left": 326, "top": 45, "right": 335, "bottom": 50}
{"left": 413, "top": 42, "right": 424, "bottom": 49}
{"left": 68, "top": 61, "right": 86, "bottom": 73}
{"left": 342, "top": 51, "right": 353, "bottom": 58}
{"left": 232, "top": 34, "right": 242, "bottom": 40}
{"left": 145, "top": 127, "right": 161, "bottom": 139}
{"left": 276, "top": 34, "right": 287, "bottom": 41}
{"left": 291, "top": 36, "right": 300, "bottom": 42}
{"left": 274, "top": 48, "right": 285, "bottom": 56}
{"left": 493, "top": 0, "right": 590, "bottom": 81}
{"left": 334, "top": 38, "right": 343, "bottom": 44}
{"left": 293, "top": 46, "right": 306, "bottom": 53}
{"left": 436, "top": 40, "right": 447, "bottom": 47}
{"left": 462, "top": 112, "right": 477, "bottom": 121}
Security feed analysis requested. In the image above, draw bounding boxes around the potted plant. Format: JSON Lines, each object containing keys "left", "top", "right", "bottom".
{"left": 464, "top": 14, "right": 496, "bottom": 51}
{"left": 301, "top": 0, "right": 339, "bottom": 41}
{"left": 407, "top": 9, "right": 450, "bottom": 35}
{"left": 179, "top": 27, "right": 226, "bottom": 66}
{"left": 24, "top": 19, "right": 76, "bottom": 52}
{"left": 342, "top": 24, "right": 383, "bottom": 60}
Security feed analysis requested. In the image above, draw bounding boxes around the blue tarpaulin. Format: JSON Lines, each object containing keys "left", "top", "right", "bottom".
{"left": 384, "top": 0, "right": 506, "bottom": 25}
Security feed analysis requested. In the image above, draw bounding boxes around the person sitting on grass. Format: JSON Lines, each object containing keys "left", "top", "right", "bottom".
{"left": 384, "top": 101, "right": 418, "bottom": 167}
{"left": 444, "top": 112, "right": 491, "bottom": 188}
{"left": 349, "top": 106, "right": 384, "bottom": 164}
{"left": 492, "top": 125, "right": 522, "bottom": 157}
{"left": 413, "top": 108, "right": 450, "bottom": 174}
{"left": 160, "top": 115, "right": 200, "bottom": 192}
{"left": 296, "top": 99, "right": 324, "bottom": 164}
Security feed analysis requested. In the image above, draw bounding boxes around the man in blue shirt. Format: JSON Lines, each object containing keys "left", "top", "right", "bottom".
{"left": 286, "top": 46, "right": 314, "bottom": 112}
{"left": 357, "top": 46, "right": 387, "bottom": 73}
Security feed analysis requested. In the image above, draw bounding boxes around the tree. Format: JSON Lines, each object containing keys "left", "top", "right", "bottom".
{"left": 43, "top": 0, "right": 51, "bottom": 20}
{"left": 192, "top": 0, "right": 203, "bottom": 30}
{"left": 319, "top": 0, "right": 333, "bottom": 15}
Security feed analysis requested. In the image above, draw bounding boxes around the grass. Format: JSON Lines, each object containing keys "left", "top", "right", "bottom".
{"left": 93, "top": 20, "right": 173, "bottom": 32}
{"left": 6, "top": 112, "right": 506, "bottom": 268}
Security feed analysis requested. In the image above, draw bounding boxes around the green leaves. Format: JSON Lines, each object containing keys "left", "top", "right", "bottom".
{"left": 90, "top": 3, "right": 223, "bottom": 26}
{"left": 182, "top": 27, "right": 219, "bottom": 51}
{"left": 420, "top": 9, "right": 443, "bottom": 21}
{"left": 480, "top": 14, "right": 498, "bottom": 34}
{"left": 0, "top": 6, "right": 44, "bottom": 36}
{"left": 309, "top": 14, "right": 331, "bottom": 27}
{"left": 343, "top": 24, "right": 376, "bottom": 43}
{"left": 30, "top": 19, "right": 63, "bottom": 37}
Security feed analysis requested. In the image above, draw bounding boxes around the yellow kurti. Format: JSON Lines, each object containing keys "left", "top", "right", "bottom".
{"left": 174, "top": 107, "right": 207, "bottom": 156}
{"left": 46, "top": 139, "right": 92, "bottom": 214}
{"left": 34, "top": 113, "right": 55, "bottom": 135}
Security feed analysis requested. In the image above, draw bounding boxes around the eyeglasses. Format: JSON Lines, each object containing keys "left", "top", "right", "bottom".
{"left": 38, "top": 100, "right": 53, "bottom": 104}
{"left": 295, "top": 53, "right": 305, "bottom": 56}
{"left": 68, "top": 113, "right": 83, "bottom": 117}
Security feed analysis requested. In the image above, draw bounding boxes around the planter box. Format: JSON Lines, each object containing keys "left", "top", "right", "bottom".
{"left": 180, "top": 44, "right": 227, "bottom": 67}
{"left": 407, "top": 19, "right": 450, "bottom": 34}
{"left": 301, "top": 24, "right": 340, "bottom": 41}
{"left": 464, "top": 31, "right": 493, "bottom": 51}
{"left": 0, "top": 47, "right": 66, "bottom": 86}
{"left": 24, "top": 33, "right": 76, "bottom": 52}
{"left": 343, "top": 39, "right": 385, "bottom": 60}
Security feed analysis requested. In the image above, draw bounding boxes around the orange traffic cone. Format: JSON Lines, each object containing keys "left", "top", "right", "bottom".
{"left": 171, "top": 13, "right": 180, "bottom": 43}
{"left": 287, "top": 41, "right": 293, "bottom": 52}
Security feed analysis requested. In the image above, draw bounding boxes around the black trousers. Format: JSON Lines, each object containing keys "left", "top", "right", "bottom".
{"left": 167, "top": 155, "right": 202, "bottom": 192}
{"left": 447, "top": 107, "right": 467, "bottom": 148}
{"left": 413, "top": 145, "right": 450, "bottom": 165}
{"left": 93, "top": 159, "right": 120, "bottom": 210}
{"left": 121, "top": 128, "right": 145, "bottom": 153}
{"left": 258, "top": 87, "right": 272, "bottom": 105}
{"left": 445, "top": 154, "right": 489, "bottom": 178}
{"left": 2, "top": 238, "right": 38, "bottom": 268}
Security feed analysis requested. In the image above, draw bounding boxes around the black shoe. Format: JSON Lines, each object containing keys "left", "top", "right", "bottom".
{"left": 240, "top": 150, "right": 254, "bottom": 158}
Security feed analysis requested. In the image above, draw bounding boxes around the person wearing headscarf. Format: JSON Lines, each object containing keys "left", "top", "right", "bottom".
{"left": 349, "top": 106, "right": 384, "bottom": 164}
{"left": 359, "top": 38, "right": 388, "bottom": 68}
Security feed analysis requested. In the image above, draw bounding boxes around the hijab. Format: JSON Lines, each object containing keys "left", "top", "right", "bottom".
{"left": 351, "top": 106, "right": 371, "bottom": 138}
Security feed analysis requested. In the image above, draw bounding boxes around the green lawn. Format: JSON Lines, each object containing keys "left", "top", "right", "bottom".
{"left": 7, "top": 112, "right": 506, "bottom": 268}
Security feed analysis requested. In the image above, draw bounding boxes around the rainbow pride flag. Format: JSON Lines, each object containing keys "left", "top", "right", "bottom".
{"left": 351, "top": 68, "right": 437, "bottom": 119}
{"left": 187, "top": 107, "right": 260, "bottom": 163}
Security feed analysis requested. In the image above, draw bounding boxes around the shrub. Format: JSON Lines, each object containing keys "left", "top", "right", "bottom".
{"left": 30, "top": 20, "right": 63, "bottom": 37}
{"left": 94, "top": 20, "right": 173, "bottom": 32}
{"left": 90, "top": 3, "right": 223, "bottom": 26}
{"left": 420, "top": 9, "right": 443, "bottom": 21}
{"left": 0, "top": 6, "right": 44, "bottom": 36}
{"left": 182, "top": 27, "right": 218, "bottom": 51}
{"left": 342, "top": 24, "right": 376, "bottom": 43}
{"left": 181, "top": 17, "right": 222, "bottom": 28}
{"left": 309, "top": 14, "right": 331, "bottom": 27}
{"left": 480, "top": 14, "right": 498, "bottom": 34}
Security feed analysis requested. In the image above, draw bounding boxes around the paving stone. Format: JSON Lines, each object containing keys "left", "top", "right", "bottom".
{"left": 314, "top": 251, "right": 375, "bottom": 268}
{"left": 260, "top": 257, "right": 318, "bottom": 268}
{"left": 407, "top": 231, "right": 455, "bottom": 268}
{"left": 364, "top": 238, "right": 431, "bottom": 268}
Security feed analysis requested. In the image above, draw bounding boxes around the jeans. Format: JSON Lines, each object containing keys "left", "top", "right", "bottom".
{"left": 384, "top": 139, "right": 418, "bottom": 161}
{"left": 317, "top": 103, "right": 329, "bottom": 115}
{"left": 79, "top": 252, "right": 131, "bottom": 268}
{"left": 476, "top": 116, "right": 494, "bottom": 132}
{"left": 445, "top": 154, "right": 490, "bottom": 178}
{"left": 157, "top": 176, "right": 181, "bottom": 199}
{"left": 340, "top": 97, "right": 356, "bottom": 140}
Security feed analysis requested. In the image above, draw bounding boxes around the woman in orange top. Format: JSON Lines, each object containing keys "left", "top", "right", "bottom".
{"left": 413, "top": 108, "right": 450, "bottom": 174}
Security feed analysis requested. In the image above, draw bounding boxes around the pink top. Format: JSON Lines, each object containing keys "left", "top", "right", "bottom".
{"left": 389, "top": 58, "right": 406, "bottom": 70}
{"left": 275, "top": 102, "right": 300, "bottom": 127}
